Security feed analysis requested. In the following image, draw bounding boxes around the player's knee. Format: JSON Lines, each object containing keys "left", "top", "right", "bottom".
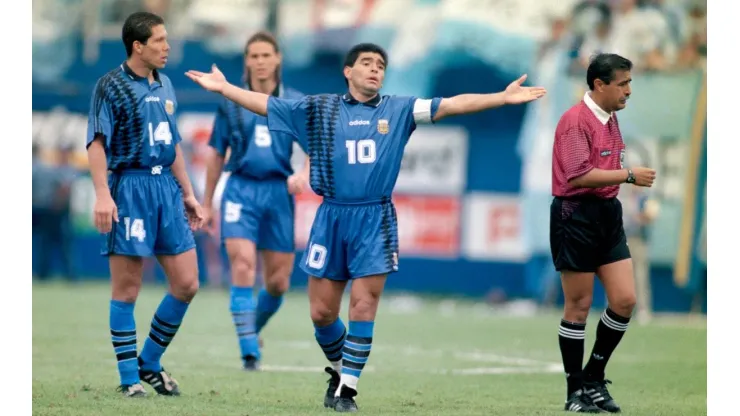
{"left": 563, "top": 294, "right": 593, "bottom": 322}
{"left": 265, "top": 268, "right": 291, "bottom": 296}
{"left": 230, "top": 254, "right": 256, "bottom": 283}
{"left": 172, "top": 278, "right": 200, "bottom": 302}
{"left": 266, "top": 276, "right": 290, "bottom": 296}
{"left": 111, "top": 274, "right": 143, "bottom": 303}
{"left": 113, "top": 283, "right": 142, "bottom": 303}
{"left": 349, "top": 292, "right": 382, "bottom": 322}
{"left": 310, "top": 303, "right": 339, "bottom": 326}
{"left": 610, "top": 293, "right": 637, "bottom": 317}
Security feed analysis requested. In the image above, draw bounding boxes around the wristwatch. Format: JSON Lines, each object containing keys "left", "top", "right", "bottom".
{"left": 626, "top": 169, "right": 636, "bottom": 184}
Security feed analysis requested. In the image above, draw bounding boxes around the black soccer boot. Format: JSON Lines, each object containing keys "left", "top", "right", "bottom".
{"left": 333, "top": 384, "right": 359, "bottom": 413}
{"left": 564, "top": 389, "right": 605, "bottom": 413}
{"left": 138, "top": 357, "right": 180, "bottom": 396}
{"left": 323, "top": 367, "right": 341, "bottom": 408}
{"left": 242, "top": 355, "right": 260, "bottom": 372}
{"left": 117, "top": 383, "right": 147, "bottom": 398}
{"left": 583, "top": 379, "right": 621, "bottom": 413}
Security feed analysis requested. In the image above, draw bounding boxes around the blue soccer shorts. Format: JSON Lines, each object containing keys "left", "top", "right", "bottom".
{"left": 220, "top": 175, "right": 295, "bottom": 253}
{"left": 103, "top": 168, "right": 195, "bottom": 257}
{"left": 300, "top": 199, "right": 399, "bottom": 281}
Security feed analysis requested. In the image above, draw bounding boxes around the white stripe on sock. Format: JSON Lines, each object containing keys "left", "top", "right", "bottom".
{"left": 601, "top": 310, "right": 629, "bottom": 331}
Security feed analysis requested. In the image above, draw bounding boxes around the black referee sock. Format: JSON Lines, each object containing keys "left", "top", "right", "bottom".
{"left": 559, "top": 319, "right": 586, "bottom": 397}
{"left": 584, "top": 308, "right": 630, "bottom": 382}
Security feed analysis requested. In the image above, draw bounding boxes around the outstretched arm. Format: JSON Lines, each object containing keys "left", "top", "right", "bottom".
{"left": 433, "top": 74, "right": 546, "bottom": 122}
{"left": 186, "top": 64, "right": 269, "bottom": 116}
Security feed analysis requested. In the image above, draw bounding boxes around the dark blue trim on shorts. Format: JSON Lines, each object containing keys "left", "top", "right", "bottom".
{"left": 322, "top": 196, "right": 392, "bottom": 207}
{"left": 110, "top": 167, "right": 172, "bottom": 176}
{"left": 105, "top": 174, "right": 123, "bottom": 255}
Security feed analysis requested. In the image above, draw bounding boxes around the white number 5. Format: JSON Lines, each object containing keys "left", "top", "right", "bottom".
{"left": 345, "top": 139, "right": 376, "bottom": 164}
{"left": 148, "top": 122, "right": 173, "bottom": 146}
{"left": 254, "top": 125, "right": 272, "bottom": 147}
{"left": 124, "top": 217, "right": 146, "bottom": 242}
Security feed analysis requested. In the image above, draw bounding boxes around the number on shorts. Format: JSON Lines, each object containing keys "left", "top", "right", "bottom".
{"left": 254, "top": 125, "right": 272, "bottom": 147}
{"left": 148, "top": 121, "right": 173, "bottom": 146}
{"left": 224, "top": 201, "right": 242, "bottom": 223}
{"left": 307, "top": 243, "right": 328, "bottom": 269}
{"left": 124, "top": 217, "right": 146, "bottom": 242}
{"left": 345, "top": 139, "right": 376, "bottom": 164}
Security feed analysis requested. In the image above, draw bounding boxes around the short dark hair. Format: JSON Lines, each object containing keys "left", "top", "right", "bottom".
{"left": 586, "top": 53, "right": 633, "bottom": 90}
{"left": 343, "top": 43, "right": 388, "bottom": 68}
{"left": 122, "top": 12, "right": 165, "bottom": 57}
{"left": 343, "top": 43, "right": 388, "bottom": 86}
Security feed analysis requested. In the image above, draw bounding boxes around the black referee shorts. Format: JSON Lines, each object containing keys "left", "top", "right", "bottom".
{"left": 550, "top": 196, "right": 631, "bottom": 273}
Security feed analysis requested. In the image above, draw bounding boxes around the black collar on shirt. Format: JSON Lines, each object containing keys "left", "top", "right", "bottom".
{"left": 121, "top": 61, "right": 161, "bottom": 84}
{"left": 245, "top": 81, "right": 283, "bottom": 97}
{"left": 342, "top": 92, "right": 382, "bottom": 108}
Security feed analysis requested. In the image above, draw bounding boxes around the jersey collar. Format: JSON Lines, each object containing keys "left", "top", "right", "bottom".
{"left": 245, "top": 81, "right": 283, "bottom": 97}
{"left": 343, "top": 92, "right": 382, "bottom": 108}
{"left": 583, "top": 92, "right": 611, "bottom": 125}
{"left": 121, "top": 61, "right": 161, "bottom": 84}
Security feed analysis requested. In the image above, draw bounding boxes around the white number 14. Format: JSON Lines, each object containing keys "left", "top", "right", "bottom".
{"left": 148, "top": 121, "right": 173, "bottom": 146}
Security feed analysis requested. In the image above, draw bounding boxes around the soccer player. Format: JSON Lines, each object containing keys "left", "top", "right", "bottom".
{"left": 201, "top": 31, "right": 308, "bottom": 371}
{"left": 186, "top": 43, "right": 546, "bottom": 412}
{"left": 550, "top": 53, "right": 656, "bottom": 413}
{"left": 86, "top": 11, "right": 204, "bottom": 398}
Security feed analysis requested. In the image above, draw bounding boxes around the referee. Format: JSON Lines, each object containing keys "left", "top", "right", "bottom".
{"left": 550, "top": 53, "right": 655, "bottom": 413}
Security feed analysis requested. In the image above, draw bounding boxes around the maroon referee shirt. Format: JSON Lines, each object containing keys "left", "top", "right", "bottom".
{"left": 552, "top": 92, "right": 626, "bottom": 199}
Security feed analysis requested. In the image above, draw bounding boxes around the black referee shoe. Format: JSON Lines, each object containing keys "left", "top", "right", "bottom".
{"left": 584, "top": 379, "right": 621, "bottom": 413}
{"left": 564, "top": 389, "right": 605, "bottom": 413}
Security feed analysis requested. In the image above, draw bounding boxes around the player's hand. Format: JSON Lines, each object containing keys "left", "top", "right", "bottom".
{"left": 632, "top": 167, "right": 657, "bottom": 187}
{"left": 201, "top": 205, "right": 216, "bottom": 235}
{"left": 503, "top": 74, "right": 547, "bottom": 105}
{"left": 287, "top": 173, "right": 308, "bottom": 195}
{"left": 183, "top": 195, "right": 205, "bottom": 231}
{"left": 185, "top": 64, "right": 227, "bottom": 93}
{"left": 94, "top": 193, "right": 118, "bottom": 234}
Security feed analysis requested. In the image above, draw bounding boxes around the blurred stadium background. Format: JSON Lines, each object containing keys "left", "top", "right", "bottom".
{"left": 32, "top": 1, "right": 707, "bottom": 414}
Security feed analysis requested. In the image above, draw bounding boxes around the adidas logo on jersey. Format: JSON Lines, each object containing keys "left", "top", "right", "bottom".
{"left": 349, "top": 120, "right": 370, "bottom": 126}
{"left": 145, "top": 96, "right": 161, "bottom": 102}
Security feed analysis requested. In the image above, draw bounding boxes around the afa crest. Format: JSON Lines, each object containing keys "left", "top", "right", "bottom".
{"left": 165, "top": 100, "right": 175, "bottom": 115}
{"left": 377, "top": 119, "right": 389, "bottom": 135}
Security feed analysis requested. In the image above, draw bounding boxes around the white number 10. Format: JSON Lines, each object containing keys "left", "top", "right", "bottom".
{"left": 148, "top": 121, "right": 173, "bottom": 146}
{"left": 345, "top": 139, "right": 376, "bottom": 164}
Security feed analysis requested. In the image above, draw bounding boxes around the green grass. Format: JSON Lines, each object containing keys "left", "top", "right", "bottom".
{"left": 33, "top": 282, "right": 706, "bottom": 415}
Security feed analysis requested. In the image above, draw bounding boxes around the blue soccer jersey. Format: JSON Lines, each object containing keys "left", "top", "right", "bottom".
{"left": 86, "top": 63, "right": 182, "bottom": 170}
{"left": 266, "top": 93, "right": 442, "bottom": 279}
{"left": 209, "top": 84, "right": 305, "bottom": 180}
{"left": 267, "top": 93, "right": 442, "bottom": 202}
{"left": 210, "top": 84, "right": 305, "bottom": 252}
{"left": 86, "top": 63, "right": 194, "bottom": 257}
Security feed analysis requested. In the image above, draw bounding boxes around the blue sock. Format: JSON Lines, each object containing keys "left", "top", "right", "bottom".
{"left": 314, "top": 318, "right": 347, "bottom": 372}
{"left": 139, "top": 293, "right": 190, "bottom": 372}
{"left": 255, "top": 288, "right": 283, "bottom": 334}
{"left": 230, "top": 286, "right": 260, "bottom": 361}
{"left": 110, "top": 300, "right": 139, "bottom": 386}
{"left": 340, "top": 321, "right": 375, "bottom": 392}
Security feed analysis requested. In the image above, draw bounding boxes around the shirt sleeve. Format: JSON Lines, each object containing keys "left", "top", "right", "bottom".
{"left": 557, "top": 126, "right": 593, "bottom": 181}
{"left": 86, "top": 78, "right": 113, "bottom": 149}
{"left": 410, "top": 97, "right": 443, "bottom": 125}
{"left": 267, "top": 96, "right": 308, "bottom": 139}
{"left": 208, "top": 101, "right": 230, "bottom": 156}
